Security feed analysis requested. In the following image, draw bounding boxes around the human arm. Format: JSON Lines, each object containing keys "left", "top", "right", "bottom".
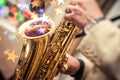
{"left": 61, "top": 0, "right": 120, "bottom": 79}
{"left": 61, "top": 0, "right": 104, "bottom": 77}
{"left": 77, "top": 20, "right": 120, "bottom": 80}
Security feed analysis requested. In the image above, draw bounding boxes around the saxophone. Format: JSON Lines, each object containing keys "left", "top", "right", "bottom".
{"left": 13, "top": 18, "right": 79, "bottom": 80}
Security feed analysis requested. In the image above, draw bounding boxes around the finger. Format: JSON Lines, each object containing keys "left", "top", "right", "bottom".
{"left": 65, "top": 5, "right": 79, "bottom": 14}
{"left": 69, "top": 0, "right": 77, "bottom": 6}
{"left": 65, "top": 6, "right": 81, "bottom": 21}
{"left": 64, "top": 12, "right": 73, "bottom": 21}
{"left": 77, "top": 0, "right": 87, "bottom": 10}
{"left": 65, "top": 5, "right": 72, "bottom": 13}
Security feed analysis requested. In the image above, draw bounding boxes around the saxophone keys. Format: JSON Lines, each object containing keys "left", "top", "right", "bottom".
{"left": 59, "top": 54, "right": 69, "bottom": 72}
{"left": 61, "top": 63, "right": 68, "bottom": 71}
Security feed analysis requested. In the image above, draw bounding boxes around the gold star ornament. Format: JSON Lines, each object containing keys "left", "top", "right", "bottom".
{"left": 7, "top": 50, "right": 18, "bottom": 63}
{"left": 31, "top": 0, "right": 42, "bottom": 8}
{"left": 50, "top": 0, "right": 57, "bottom": 7}
{"left": 54, "top": 8, "right": 62, "bottom": 14}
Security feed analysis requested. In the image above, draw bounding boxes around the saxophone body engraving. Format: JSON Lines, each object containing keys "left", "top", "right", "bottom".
{"left": 14, "top": 18, "right": 78, "bottom": 80}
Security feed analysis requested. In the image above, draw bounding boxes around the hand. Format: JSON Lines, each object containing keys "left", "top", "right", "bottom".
{"left": 64, "top": 0, "right": 104, "bottom": 29}
{"left": 60, "top": 54, "right": 80, "bottom": 75}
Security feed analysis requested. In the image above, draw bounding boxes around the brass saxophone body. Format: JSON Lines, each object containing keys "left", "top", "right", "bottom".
{"left": 14, "top": 18, "right": 78, "bottom": 80}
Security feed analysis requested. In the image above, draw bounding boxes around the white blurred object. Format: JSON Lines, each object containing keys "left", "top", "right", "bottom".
{"left": 8, "top": 0, "right": 30, "bottom": 5}
{"left": 7, "top": 0, "right": 17, "bottom": 5}
{"left": 17, "top": 2, "right": 30, "bottom": 12}
{"left": 4, "top": 6, "right": 9, "bottom": 17}
{"left": 106, "top": 0, "right": 120, "bottom": 26}
{"left": 0, "top": 6, "right": 9, "bottom": 17}
{"left": 0, "top": 18, "right": 17, "bottom": 33}
{"left": 14, "top": 0, "right": 30, "bottom": 4}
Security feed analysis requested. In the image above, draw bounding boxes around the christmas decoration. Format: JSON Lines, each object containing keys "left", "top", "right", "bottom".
{"left": 7, "top": 50, "right": 18, "bottom": 63}
{"left": 30, "top": 0, "right": 45, "bottom": 16}
{"left": 50, "top": 0, "right": 57, "bottom": 7}
{"left": 25, "top": 19, "right": 52, "bottom": 37}
{"left": 54, "top": 8, "right": 62, "bottom": 14}
{"left": 0, "top": 0, "right": 65, "bottom": 63}
{"left": 0, "top": 0, "right": 6, "bottom": 7}
{"left": 0, "top": 6, "right": 5, "bottom": 17}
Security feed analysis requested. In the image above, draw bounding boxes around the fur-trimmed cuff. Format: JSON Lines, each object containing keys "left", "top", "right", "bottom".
{"left": 71, "top": 59, "right": 85, "bottom": 80}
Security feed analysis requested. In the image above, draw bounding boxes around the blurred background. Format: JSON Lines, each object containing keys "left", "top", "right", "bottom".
{"left": 0, "top": 0, "right": 120, "bottom": 80}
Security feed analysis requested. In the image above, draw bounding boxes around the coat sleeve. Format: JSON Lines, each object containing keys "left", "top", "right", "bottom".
{"left": 77, "top": 20, "right": 120, "bottom": 79}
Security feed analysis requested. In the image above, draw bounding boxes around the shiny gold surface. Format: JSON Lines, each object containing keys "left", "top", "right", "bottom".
{"left": 13, "top": 18, "right": 78, "bottom": 80}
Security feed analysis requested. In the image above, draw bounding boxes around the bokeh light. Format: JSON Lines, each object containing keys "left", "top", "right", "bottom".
{"left": 0, "top": 0, "right": 6, "bottom": 7}
{"left": 0, "top": 6, "right": 5, "bottom": 17}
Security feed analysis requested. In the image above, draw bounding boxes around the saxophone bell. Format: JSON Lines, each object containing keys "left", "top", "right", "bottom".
{"left": 13, "top": 18, "right": 55, "bottom": 80}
